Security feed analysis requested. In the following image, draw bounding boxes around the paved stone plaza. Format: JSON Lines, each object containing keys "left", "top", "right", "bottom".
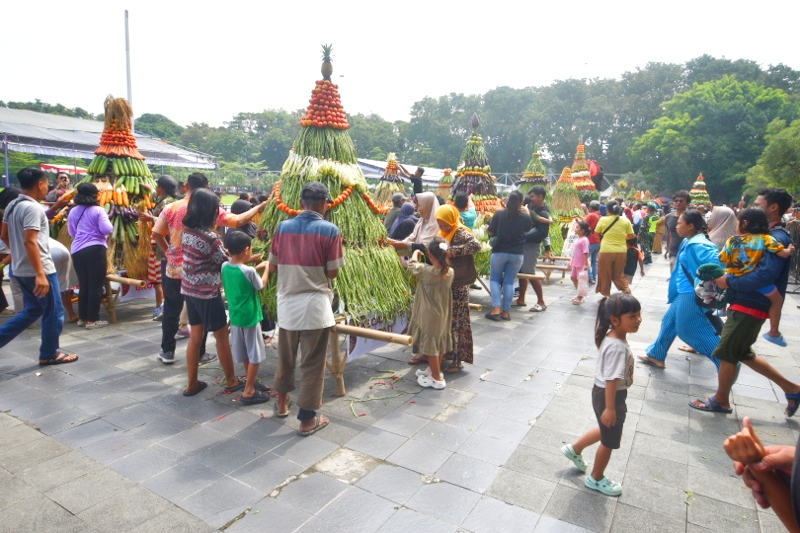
{"left": 1, "top": 254, "right": 799, "bottom": 533}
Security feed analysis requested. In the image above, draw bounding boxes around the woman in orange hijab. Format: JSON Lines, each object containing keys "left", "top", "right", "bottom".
{"left": 429, "top": 204, "right": 481, "bottom": 372}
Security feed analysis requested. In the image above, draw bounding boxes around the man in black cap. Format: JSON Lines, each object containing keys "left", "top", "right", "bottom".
{"left": 383, "top": 193, "right": 406, "bottom": 233}
{"left": 269, "top": 181, "right": 344, "bottom": 436}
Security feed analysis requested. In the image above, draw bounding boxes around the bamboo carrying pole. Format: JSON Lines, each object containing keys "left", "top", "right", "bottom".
{"left": 106, "top": 274, "right": 146, "bottom": 287}
{"left": 468, "top": 303, "right": 482, "bottom": 311}
{"left": 723, "top": 418, "right": 799, "bottom": 533}
{"left": 333, "top": 323, "right": 412, "bottom": 346}
{"left": 517, "top": 273, "right": 546, "bottom": 281}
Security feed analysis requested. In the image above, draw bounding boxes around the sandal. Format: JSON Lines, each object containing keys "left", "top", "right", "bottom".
{"left": 678, "top": 345, "right": 697, "bottom": 354}
{"left": 39, "top": 352, "right": 78, "bottom": 365}
{"left": 240, "top": 390, "right": 270, "bottom": 405}
{"left": 529, "top": 304, "right": 547, "bottom": 313}
{"left": 637, "top": 355, "right": 665, "bottom": 369}
{"left": 224, "top": 378, "right": 245, "bottom": 393}
{"left": 484, "top": 312, "right": 502, "bottom": 321}
{"left": 276, "top": 399, "right": 292, "bottom": 418}
{"left": 67, "top": 316, "right": 80, "bottom": 323}
{"left": 443, "top": 364, "right": 463, "bottom": 374}
{"left": 298, "top": 415, "right": 329, "bottom": 436}
{"left": 785, "top": 393, "right": 800, "bottom": 417}
{"left": 408, "top": 357, "right": 428, "bottom": 365}
{"left": 182, "top": 381, "right": 208, "bottom": 397}
{"left": 560, "top": 444, "right": 588, "bottom": 472}
{"left": 240, "top": 377, "right": 271, "bottom": 393}
{"left": 501, "top": 313, "right": 511, "bottom": 321}
{"left": 689, "top": 396, "right": 732, "bottom": 413}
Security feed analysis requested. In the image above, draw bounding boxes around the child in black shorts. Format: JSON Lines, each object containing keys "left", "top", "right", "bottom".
{"left": 561, "top": 293, "right": 642, "bottom": 496}
{"left": 623, "top": 238, "right": 645, "bottom": 285}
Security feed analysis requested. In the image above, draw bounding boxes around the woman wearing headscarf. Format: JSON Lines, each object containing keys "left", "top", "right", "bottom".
{"left": 435, "top": 204, "right": 481, "bottom": 372}
{"left": 388, "top": 192, "right": 439, "bottom": 254}
{"left": 707, "top": 205, "right": 738, "bottom": 251}
{"left": 389, "top": 203, "right": 418, "bottom": 240}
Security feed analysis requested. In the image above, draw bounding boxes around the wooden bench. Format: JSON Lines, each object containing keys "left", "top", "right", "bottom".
{"left": 537, "top": 256, "right": 572, "bottom": 285}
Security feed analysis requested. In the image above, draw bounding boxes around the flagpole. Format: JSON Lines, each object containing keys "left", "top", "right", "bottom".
{"left": 125, "top": 10, "right": 133, "bottom": 130}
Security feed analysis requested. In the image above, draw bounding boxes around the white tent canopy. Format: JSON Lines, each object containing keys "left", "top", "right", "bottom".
{"left": 0, "top": 108, "right": 215, "bottom": 169}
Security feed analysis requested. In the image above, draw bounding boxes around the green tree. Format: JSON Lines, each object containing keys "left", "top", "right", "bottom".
{"left": 135, "top": 113, "right": 184, "bottom": 142}
{"left": 630, "top": 76, "right": 797, "bottom": 203}
{"left": 745, "top": 119, "right": 800, "bottom": 195}
{"left": 0, "top": 99, "right": 98, "bottom": 120}
{"left": 405, "top": 93, "right": 483, "bottom": 168}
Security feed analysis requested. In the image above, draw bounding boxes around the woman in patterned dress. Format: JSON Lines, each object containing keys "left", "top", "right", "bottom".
{"left": 435, "top": 205, "right": 481, "bottom": 373}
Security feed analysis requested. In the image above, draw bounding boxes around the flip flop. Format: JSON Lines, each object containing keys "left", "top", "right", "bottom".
{"left": 408, "top": 357, "right": 428, "bottom": 365}
{"left": 224, "top": 378, "right": 245, "bottom": 393}
{"left": 276, "top": 399, "right": 292, "bottom": 418}
{"left": 689, "top": 396, "right": 732, "bottom": 413}
{"left": 636, "top": 355, "right": 665, "bottom": 369}
{"left": 484, "top": 312, "right": 502, "bottom": 321}
{"left": 678, "top": 346, "right": 697, "bottom": 354}
{"left": 298, "top": 415, "right": 329, "bottom": 436}
{"left": 763, "top": 333, "right": 788, "bottom": 347}
{"left": 785, "top": 393, "right": 800, "bottom": 417}
{"left": 240, "top": 390, "right": 270, "bottom": 405}
{"left": 529, "top": 304, "right": 547, "bottom": 312}
{"left": 501, "top": 314, "right": 511, "bottom": 321}
{"left": 67, "top": 316, "right": 80, "bottom": 323}
{"left": 39, "top": 352, "right": 78, "bottom": 365}
{"left": 183, "top": 381, "right": 208, "bottom": 397}
{"left": 240, "top": 377, "right": 271, "bottom": 393}
{"left": 512, "top": 301, "right": 526, "bottom": 307}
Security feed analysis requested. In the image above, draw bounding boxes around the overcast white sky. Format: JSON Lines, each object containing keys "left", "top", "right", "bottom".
{"left": 4, "top": 1, "right": 799, "bottom": 128}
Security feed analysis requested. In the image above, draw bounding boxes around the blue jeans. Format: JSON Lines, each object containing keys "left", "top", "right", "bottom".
{"left": 0, "top": 273, "right": 63, "bottom": 360}
{"left": 588, "top": 243, "right": 601, "bottom": 282}
{"left": 490, "top": 253, "right": 524, "bottom": 312}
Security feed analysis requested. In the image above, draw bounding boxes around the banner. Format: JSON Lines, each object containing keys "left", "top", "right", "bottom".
{"left": 346, "top": 316, "right": 409, "bottom": 362}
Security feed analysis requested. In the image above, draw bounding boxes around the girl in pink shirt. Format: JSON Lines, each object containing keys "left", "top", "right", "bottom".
{"left": 571, "top": 220, "right": 591, "bottom": 304}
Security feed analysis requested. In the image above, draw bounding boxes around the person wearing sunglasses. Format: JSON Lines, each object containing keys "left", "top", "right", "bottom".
{"left": 45, "top": 172, "right": 72, "bottom": 203}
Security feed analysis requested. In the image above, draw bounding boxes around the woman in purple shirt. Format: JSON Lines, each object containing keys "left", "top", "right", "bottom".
{"left": 68, "top": 183, "right": 113, "bottom": 329}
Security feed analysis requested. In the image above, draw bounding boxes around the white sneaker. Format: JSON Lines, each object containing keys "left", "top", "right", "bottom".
{"left": 415, "top": 367, "right": 432, "bottom": 378}
{"left": 417, "top": 374, "right": 446, "bottom": 389}
{"left": 85, "top": 321, "right": 108, "bottom": 330}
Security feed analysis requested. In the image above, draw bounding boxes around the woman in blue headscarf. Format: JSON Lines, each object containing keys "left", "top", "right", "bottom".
{"left": 389, "top": 202, "right": 419, "bottom": 240}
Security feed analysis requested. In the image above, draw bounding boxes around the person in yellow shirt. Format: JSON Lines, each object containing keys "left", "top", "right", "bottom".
{"left": 594, "top": 201, "right": 636, "bottom": 298}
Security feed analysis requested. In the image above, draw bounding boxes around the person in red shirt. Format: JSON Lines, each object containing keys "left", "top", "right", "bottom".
{"left": 584, "top": 201, "right": 602, "bottom": 284}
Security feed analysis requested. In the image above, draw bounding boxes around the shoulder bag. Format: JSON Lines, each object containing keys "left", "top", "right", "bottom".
{"left": 598, "top": 216, "right": 619, "bottom": 240}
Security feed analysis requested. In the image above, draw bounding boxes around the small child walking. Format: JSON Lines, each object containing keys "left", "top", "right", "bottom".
{"left": 561, "top": 293, "right": 641, "bottom": 496}
{"left": 409, "top": 236, "right": 454, "bottom": 390}
{"left": 720, "top": 207, "right": 794, "bottom": 347}
{"left": 222, "top": 230, "right": 271, "bottom": 404}
{"left": 570, "top": 220, "right": 590, "bottom": 305}
{"left": 623, "top": 238, "right": 645, "bottom": 285}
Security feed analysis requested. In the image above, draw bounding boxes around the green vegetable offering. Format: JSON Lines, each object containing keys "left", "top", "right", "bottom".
{"left": 255, "top": 45, "right": 413, "bottom": 322}
{"left": 517, "top": 143, "right": 549, "bottom": 197}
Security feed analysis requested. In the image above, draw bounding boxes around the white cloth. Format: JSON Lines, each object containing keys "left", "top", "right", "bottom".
{"left": 594, "top": 336, "right": 634, "bottom": 389}
{"left": 404, "top": 192, "right": 440, "bottom": 246}
{"left": 48, "top": 238, "right": 77, "bottom": 290}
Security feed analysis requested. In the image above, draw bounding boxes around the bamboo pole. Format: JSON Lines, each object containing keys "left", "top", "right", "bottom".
{"left": 468, "top": 303, "right": 482, "bottom": 311}
{"left": 106, "top": 274, "right": 146, "bottom": 287}
{"left": 517, "top": 273, "right": 546, "bottom": 281}
{"left": 333, "top": 323, "right": 412, "bottom": 346}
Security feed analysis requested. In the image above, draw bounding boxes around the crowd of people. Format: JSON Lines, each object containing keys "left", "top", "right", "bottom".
{"left": 2, "top": 167, "right": 800, "bottom": 526}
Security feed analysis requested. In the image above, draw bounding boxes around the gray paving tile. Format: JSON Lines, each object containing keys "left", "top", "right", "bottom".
{"left": 457, "top": 432, "right": 518, "bottom": 466}
{"left": 15, "top": 449, "right": 102, "bottom": 492}
{"left": 461, "top": 495, "right": 539, "bottom": 533}
{"left": 177, "top": 398, "right": 236, "bottom": 423}
{"left": 435, "top": 452, "right": 500, "bottom": 494}
{"left": 129, "top": 412, "right": 196, "bottom": 442}
{"left": 386, "top": 438, "right": 452, "bottom": 475}
{"left": 78, "top": 484, "right": 172, "bottom": 533}
{"left": 0, "top": 433, "right": 71, "bottom": 474}
{"left": 397, "top": 397, "right": 449, "bottom": 418}
{"left": 475, "top": 415, "right": 531, "bottom": 444}
{"left": 141, "top": 457, "right": 222, "bottom": 504}
{"left": 80, "top": 429, "right": 152, "bottom": 464}
{"left": 533, "top": 515, "right": 596, "bottom": 533}
{"left": 521, "top": 424, "right": 580, "bottom": 452}
{"left": 635, "top": 414, "right": 689, "bottom": 442}
{"left": 487, "top": 468, "right": 558, "bottom": 513}
{"left": 610, "top": 502, "right": 686, "bottom": 533}
{"left": 180, "top": 476, "right": 265, "bottom": 528}
{"left": 108, "top": 444, "right": 186, "bottom": 483}
{"left": 406, "top": 481, "right": 481, "bottom": 525}
{"left": 226, "top": 496, "right": 311, "bottom": 533}
{"left": 505, "top": 444, "right": 570, "bottom": 483}
{"left": 271, "top": 434, "right": 339, "bottom": 468}
{"left": 356, "top": 464, "right": 424, "bottom": 504}
{"left": 623, "top": 451, "right": 688, "bottom": 489}
{"left": 542, "top": 484, "right": 617, "bottom": 533}
{"left": 2, "top": 497, "right": 90, "bottom": 533}
{"left": 229, "top": 452, "right": 305, "bottom": 494}
{"left": 0, "top": 476, "right": 42, "bottom": 513}
{"left": 412, "top": 420, "right": 472, "bottom": 451}
{"left": 45, "top": 467, "right": 137, "bottom": 514}
{"left": 375, "top": 508, "right": 456, "bottom": 533}
{"left": 98, "top": 402, "right": 164, "bottom": 430}
{"left": 435, "top": 405, "right": 491, "bottom": 429}
{"left": 317, "top": 486, "right": 397, "bottom": 533}
{"left": 686, "top": 494, "right": 760, "bottom": 533}
{"left": 194, "top": 437, "right": 266, "bottom": 475}
{"left": 0, "top": 421, "right": 45, "bottom": 449}
{"left": 202, "top": 409, "right": 260, "bottom": 436}
{"left": 344, "top": 426, "right": 407, "bottom": 460}
{"left": 294, "top": 516, "right": 349, "bottom": 533}
{"left": 617, "top": 477, "right": 688, "bottom": 518}
{"left": 468, "top": 380, "right": 517, "bottom": 400}
{"left": 631, "top": 432, "right": 689, "bottom": 465}
{"left": 235, "top": 418, "right": 297, "bottom": 451}
{"left": 51, "top": 418, "right": 121, "bottom": 449}
{"left": 129, "top": 507, "right": 215, "bottom": 533}
{"left": 687, "top": 465, "right": 757, "bottom": 509}
{"left": 372, "top": 411, "right": 430, "bottom": 437}
{"left": 159, "top": 425, "right": 230, "bottom": 457}
{"left": 277, "top": 472, "right": 349, "bottom": 514}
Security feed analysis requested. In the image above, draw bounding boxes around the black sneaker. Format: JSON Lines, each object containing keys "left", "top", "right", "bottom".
{"left": 158, "top": 351, "right": 175, "bottom": 364}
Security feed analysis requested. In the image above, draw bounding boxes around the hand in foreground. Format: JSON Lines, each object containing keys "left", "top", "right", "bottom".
{"left": 600, "top": 408, "right": 616, "bottom": 428}
{"left": 34, "top": 272, "right": 50, "bottom": 298}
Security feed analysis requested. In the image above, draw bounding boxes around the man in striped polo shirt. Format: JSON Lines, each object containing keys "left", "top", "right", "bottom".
{"left": 269, "top": 181, "right": 344, "bottom": 436}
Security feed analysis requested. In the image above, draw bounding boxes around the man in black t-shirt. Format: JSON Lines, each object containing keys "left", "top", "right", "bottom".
{"left": 400, "top": 167, "right": 425, "bottom": 195}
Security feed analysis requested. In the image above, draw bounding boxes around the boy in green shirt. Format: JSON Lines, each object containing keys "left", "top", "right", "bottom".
{"left": 222, "top": 231, "right": 270, "bottom": 404}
